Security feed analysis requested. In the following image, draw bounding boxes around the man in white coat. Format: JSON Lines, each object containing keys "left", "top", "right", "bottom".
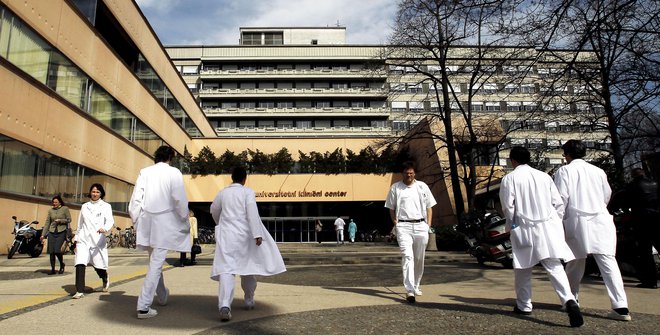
{"left": 385, "top": 161, "right": 436, "bottom": 303}
{"left": 210, "top": 166, "right": 286, "bottom": 322}
{"left": 129, "top": 146, "right": 190, "bottom": 319}
{"left": 499, "top": 147, "right": 583, "bottom": 327}
{"left": 554, "top": 139, "right": 631, "bottom": 321}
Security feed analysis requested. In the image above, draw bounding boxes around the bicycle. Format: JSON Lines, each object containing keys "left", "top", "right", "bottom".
{"left": 123, "top": 226, "right": 136, "bottom": 249}
{"left": 60, "top": 234, "right": 76, "bottom": 255}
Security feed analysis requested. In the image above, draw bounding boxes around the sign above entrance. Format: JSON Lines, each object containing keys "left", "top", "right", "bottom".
{"left": 256, "top": 189, "right": 348, "bottom": 199}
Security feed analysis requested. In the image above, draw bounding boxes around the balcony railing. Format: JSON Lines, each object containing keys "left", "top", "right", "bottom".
{"left": 199, "top": 68, "right": 387, "bottom": 77}
{"left": 213, "top": 126, "right": 393, "bottom": 137}
{"left": 199, "top": 87, "right": 388, "bottom": 97}
{"left": 203, "top": 107, "right": 390, "bottom": 116}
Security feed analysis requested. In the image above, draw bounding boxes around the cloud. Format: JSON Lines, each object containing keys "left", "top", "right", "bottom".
{"left": 137, "top": 0, "right": 397, "bottom": 45}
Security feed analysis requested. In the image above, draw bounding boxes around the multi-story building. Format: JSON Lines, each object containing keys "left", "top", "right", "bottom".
{"left": 0, "top": 0, "right": 214, "bottom": 250}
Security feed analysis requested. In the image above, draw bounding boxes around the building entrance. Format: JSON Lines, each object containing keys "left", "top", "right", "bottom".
{"left": 262, "top": 216, "right": 338, "bottom": 243}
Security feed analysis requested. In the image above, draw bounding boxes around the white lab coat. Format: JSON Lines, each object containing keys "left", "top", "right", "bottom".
{"left": 129, "top": 162, "right": 191, "bottom": 252}
{"left": 500, "top": 164, "right": 575, "bottom": 269}
{"left": 554, "top": 159, "right": 616, "bottom": 258}
{"left": 74, "top": 199, "right": 114, "bottom": 269}
{"left": 210, "top": 183, "right": 286, "bottom": 280}
{"left": 384, "top": 180, "right": 437, "bottom": 221}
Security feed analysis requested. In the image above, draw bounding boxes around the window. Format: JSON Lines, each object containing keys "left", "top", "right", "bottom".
{"left": 485, "top": 102, "right": 500, "bottom": 112}
{"left": 351, "top": 101, "right": 366, "bottom": 108}
{"left": 520, "top": 84, "right": 536, "bottom": 94}
{"left": 470, "top": 103, "right": 483, "bottom": 111}
{"left": 277, "top": 101, "right": 294, "bottom": 108}
{"left": 482, "top": 83, "right": 498, "bottom": 94}
{"left": 241, "top": 32, "right": 261, "bottom": 45}
{"left": 181, "top": 66, "right": 198, "bottom": 75}
{"left": 221, "top": 102, "right": 237, "bottom": 109}
{"left": 239, "top": 102, "right": 256, "bottom": 108}
{"left": 296, "top": 120, "right": 312, "bottom": 128}
{"left": 409, "top": 101, "right": 425, "bottom": 112}
{"left": 315, "top": 120, "right": 331, "bottom": 128}
{"left": 220, "top": 121, "right": 236, "bottom": 128}
{"left": 391, "top": 101, "right": 407, "bottom": 112}
{"left": 277, "top": 120, "right": 294, "bottom": 128}
{"left": 333, "top": 120, "right": 349, "bottom": 128}
{"left": 311, "top": 39, "right": 318, "bottom": 45}
{"left": 371, "top": 120, "right": 386, "bottom": 128}
{"left": 259, "top": 120, "right": 275, "bottom": 127}
{"left": 264, "top": 32, "right": 283, "bottom": 45}
{"left": 332, "top": 83, "right": 348, "bottom": 89}
{"left": 507, "top": 102, "right": 521, "bottom": 111}
{"left": 238, "top": 120, "right": 256, "bottom": 128}
{"left": 315, "top": 101, "right": 331, "bottom": 108}
{"left": 258, "top": 101, "right": 275, "bottom": 108}
{"left": 392, "top": 121, "right": 410, "bottom": 131}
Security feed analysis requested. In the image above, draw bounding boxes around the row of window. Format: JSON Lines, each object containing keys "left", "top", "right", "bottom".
{"left": 392, "top": 64, "right": 597, "bottom": 78}
{"left": 0, "top": 135, "right": 133, "bottom": 212}
{"left": 202, "top": 100, "right": 386, "bottom": 109}
{"left": 507, "top": 138, "right": 611, "bottom": 150}
{"left": 69, "top": 1, "right": 202, "bottom": 138}
{"left": 241, "top": 32, "right": 284, "bottom": 45}
{"left": 0, "top": 6, "right": 164, "bottom": 155}
{"left": 196, "top": 63, "right": 367, "bottom": 73}
{"left": 392, "top": 101, "right": 604, "bottom": 114}
{"left": 200, "top": 81, "right": 383, "bottom": 90}
{"left": 214, "top": 119, "right": 387, "bottom": 129}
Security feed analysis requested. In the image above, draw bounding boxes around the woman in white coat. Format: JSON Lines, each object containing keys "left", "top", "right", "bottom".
{"left": 72, "top": 183, "right": 114, "bottom": 299}
{"left": 210, "top": 167, "right": 286, "bottom": 322}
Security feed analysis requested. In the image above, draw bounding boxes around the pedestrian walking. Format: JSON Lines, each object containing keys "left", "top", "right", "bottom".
{"left": 129, "top": 145, "right": 191, "bottom": 319}
{"left": 210, "top": 166, "right": 286, "bottom": 322}
{"left": 71, "top": 184, "right": 113, "bottom": 299}
{"left": 334, "top": 216, "right": 346, "bottom": 244}
{"left": 348, "top": 219, "right": 357, "bottom": 243}
{"left": 384, "top": 161, "right": 436, "bottom": 303}
{"left": 499, "top": 147, "right": 583, "bottom": 327}
{"left": 554, "top": 139, "right": 631, "bottom": 321}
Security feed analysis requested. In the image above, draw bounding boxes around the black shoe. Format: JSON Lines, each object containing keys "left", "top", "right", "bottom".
{"left": 636, "top": 283, "right": 657, "bottom": 289}
{"left": 565, "top": 300, "right": 584, "bottom": 327}
{"left": 406, "top": 293, "right": 415, "bottom": 303}
{"left": 513, "top": 305, "right": 532, "bottom": 315}
{"left": 58, "top": 265, "right": 65, "bottom": 274}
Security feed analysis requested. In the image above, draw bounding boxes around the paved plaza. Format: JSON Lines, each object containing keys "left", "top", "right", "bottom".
{"left": 0, "top": 244, "right": 658, "bottom": 334}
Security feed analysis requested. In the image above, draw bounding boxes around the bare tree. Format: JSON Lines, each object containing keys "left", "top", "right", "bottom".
{"left": 383, "top": 0, "right": 541, "bottom": 217}
{"left": 505, "top": 0, "right": 660, "bottom": 185}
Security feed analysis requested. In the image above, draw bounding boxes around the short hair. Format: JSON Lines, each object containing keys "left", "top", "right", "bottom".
{"left": 52, "top": 195, "right": 65, "bottom": 206}
{"left": 561, "top": 140, "right": 586, "bottom": 159}
{"left": 401, "top": 161, "right": 417, "bottom": 172}
{"left": 509, "top": 146, "right": 531, "bottom": 165}
{"left": 154, "top": 145, "right": 175, "bottom": 164}
{"left": 231, "top": 166, "right": 247, "bottom": 183}
{"left": 89, "top": 183, "right": 106, "bottom": 199}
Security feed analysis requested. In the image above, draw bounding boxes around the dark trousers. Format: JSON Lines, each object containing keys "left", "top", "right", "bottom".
{"left": 634, "top": 216, "right": 660, "bottom": 286}
{"left": 75, "top": 265, "right": 107, "bottom": 293}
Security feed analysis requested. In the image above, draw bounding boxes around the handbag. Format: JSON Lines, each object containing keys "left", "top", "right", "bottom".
{"left": 191, "top": 244, "right": 202, "bottom": 255}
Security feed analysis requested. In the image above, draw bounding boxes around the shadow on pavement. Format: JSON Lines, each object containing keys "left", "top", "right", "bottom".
{"left": 94, "top": 290, "right": 279, "bottom": 329}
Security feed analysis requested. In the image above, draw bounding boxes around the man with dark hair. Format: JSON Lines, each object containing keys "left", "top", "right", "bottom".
{"left": 623, "top": 168, "right": 659, "bottom": 288}
{"left": 210, "top": 166, "right": 286, "bottom": 322}
{"left": 554, "top": 139, "right": 631, "bottom": 321}
{"left": 500, "top": 146, "right": 582, "bottom": 327}
{"left": 385, "top": 161, "right": 436, "bottom": 303}
{"left": 129, "top": 145, "right": 190, "bottom": 319}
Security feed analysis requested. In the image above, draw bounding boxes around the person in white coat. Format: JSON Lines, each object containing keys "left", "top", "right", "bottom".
{"left": 210, "top": 166, "right": 286, "bottom": 322}
{"left": 384, "top": 161, "right": 436, "bottom": 303}
{"left": 72, "top": 184, "right": 114, "bottom": 299}
{"left": 499, "top": 147, "right": 583, "bottom": 327}
{"left": 334, "top": 216, "right": 346, "bottom": 244}
{"left": 554, "top": 139, "right": 631, "bottom": 321}
{"left": 129, "top": 146, "right": 190, "bottom": 319}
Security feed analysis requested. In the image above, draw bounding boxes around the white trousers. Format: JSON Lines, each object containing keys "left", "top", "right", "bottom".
{"left": 137, "top": 247, "right": 168, "bottom": 311}
{"left": 514, "top": 258, "right": 575, "bottom": 312}
{"left": 565, "top": 255, "right": 628, "bottom": 309}
{"left": 218, "top": 273, "right": 257, "bottom": 310}
{"left": 395, "top": 222, "right": 429, "bottom": 293}
{"left": 336, "top": 229, "right": 344, "bottom": 243}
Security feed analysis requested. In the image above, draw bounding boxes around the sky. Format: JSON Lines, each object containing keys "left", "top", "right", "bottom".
{"left": 136, "top": 0, "right": 399, "bottom": 46}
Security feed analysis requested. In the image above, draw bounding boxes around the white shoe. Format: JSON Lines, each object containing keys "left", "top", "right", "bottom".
{"left": 607, "top": 310, "right": 632, "bottom": 321}
{"left": 137, "top": 307, "right": 158, "bottom": 319}
{"left": 220, "top": 306, "right": 232, "bottom": 322}
{"left": 414, "top": 288, "right": 423, "bottom": 296}
{"left": 157, "top": 288, "right": 169, "bottom": 306}
{"left": 102, "top": 277, "right": 110, "bottom": 292}
{"left": 72, "top": 292, "right": 84, "bottom": 299}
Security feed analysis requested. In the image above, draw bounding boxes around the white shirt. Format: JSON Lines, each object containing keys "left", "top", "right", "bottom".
{"left": 384, "top": 180, "right": 436, "bottom": 221}
{"left": 334, "top": 218, "right": 346, "bottom": 230}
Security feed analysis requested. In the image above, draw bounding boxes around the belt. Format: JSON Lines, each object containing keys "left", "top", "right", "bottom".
{"left": 398, "top": 219, "right": 425, "bottom": 223}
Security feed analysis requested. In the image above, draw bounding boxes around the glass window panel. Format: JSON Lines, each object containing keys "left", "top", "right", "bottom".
{"left": 47, "top": 53, "right": 89, "bottom": 110}
{"left": 0, "top": 137, "right": 38, "bottom": 195}
{"left": 5, "top": 13, "right": 51, "bottom": 83}
{"left": 36, "top": 153, "right": 79, "bottom": 203}
{"left": 134, "top": 120, "right": 161, "bottom": 154}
